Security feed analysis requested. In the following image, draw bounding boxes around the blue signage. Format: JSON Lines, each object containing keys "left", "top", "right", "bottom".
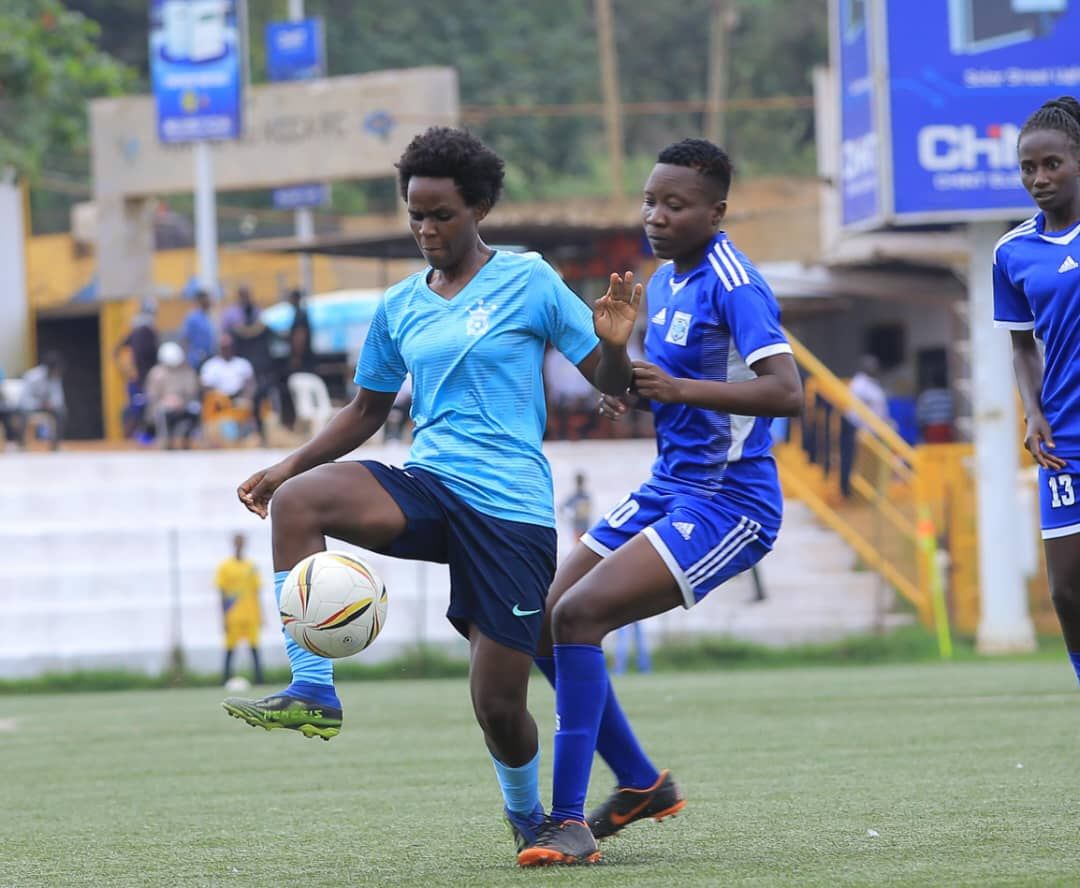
{"left": 272, "top": 183, "right": 329, "bottom": 210}
{"left": 884, "top": 0, "right": 1080, "bottom": 222}
{"left": 149, "top": 0, "right": 243, "bottom": 143}
{"left": 266, "top": 18, "right": 325, "bottom": 82}
{"left": 836, "top": 0, "right": 881, "bottom": 227}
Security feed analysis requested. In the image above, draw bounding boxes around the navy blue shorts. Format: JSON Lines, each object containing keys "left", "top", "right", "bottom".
{"left": 360, "top": 461, "right": 556, "bottom": 655}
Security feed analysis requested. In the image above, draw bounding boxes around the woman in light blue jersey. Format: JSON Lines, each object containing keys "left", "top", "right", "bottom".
{"left": 519, "top": 139, "right": 803, "bottom": 866}
{"left": 225, "top": 127, "right": 638, "bottom": 860}
{"left": 995, "top": 96, "right": 1080, "bottom": 685}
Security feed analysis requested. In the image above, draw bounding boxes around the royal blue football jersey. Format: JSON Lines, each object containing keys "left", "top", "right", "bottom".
{"left": 356, "top": 251, "right": 599, "bottom": 527}
{"left": 993, "top": 213, "right": 1080, "bottom": 457}
{"left": 642, "top": 232, "right": 792, "bottom": 511}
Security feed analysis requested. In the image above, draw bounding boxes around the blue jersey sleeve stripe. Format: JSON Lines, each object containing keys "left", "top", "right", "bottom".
{"left": 707, "top": 252, "right": 735, "bottom": 290}
{"left": 712, "top": 244, "right": 744, "bottom": 287}
{"left": 745, "top": 342, "right": 793, "bottom": 367}
{"left": 993, "top": 320, "right": 1036, "bottom": 330}
{"left": 719, "top": 241, "right": 751, "bottom": 285}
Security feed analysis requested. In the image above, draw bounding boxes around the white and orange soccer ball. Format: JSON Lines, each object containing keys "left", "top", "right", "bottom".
{"left": 279, "top": 551, "right": 388, "bottom": 659}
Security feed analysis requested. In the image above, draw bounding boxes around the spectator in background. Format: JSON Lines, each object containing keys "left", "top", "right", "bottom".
{"left": 229, "top": 288, "right": 276, "bottom": 446}
{"left": 182, "top": 289, "right": 216, "bottom": 370}
{"left": 18, "top": 352, "right": 66, "bottom": 450}
{"left": 221, "top": 285, "right": 255, "bottom": 334}
{"left": 145, "top": 341, "right": 201, "bottom": 450}
{"left": 848, "top": 354, "right": 890, "bottom": 423}
{"left": 0, "top": 371, "right": 22, "bottom": 448}
{"left": 841, "top": 354, "right": 890, "bottom": 497}
{"left": 916, "top": 371, "right": 955, "bottom": 443}
{"left": 279, "top": 288, "right": 315, "bottom": 430}
{"left": 544, "top": 346, "right": 599, "bottom": 440}
{"left": 560, "top": 471, "right": 593, "bottom": 540}
{"left": 216, "top": 533, "right": 265, "bottom": 686}
{"left": 200, "top": 332, "right": 255, "bottom": 408}
{"left": 114, "top": 303, "right": 159, "bottom": 439}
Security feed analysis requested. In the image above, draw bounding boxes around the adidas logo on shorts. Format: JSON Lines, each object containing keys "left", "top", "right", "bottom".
{"left": 673, "top": 521, "right": 695, "bottom": 540}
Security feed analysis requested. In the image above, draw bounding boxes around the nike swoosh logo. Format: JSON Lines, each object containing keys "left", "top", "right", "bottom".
{"left": 609, "top": 796, "right": 653, "bottom": 826}
{"left": 511, "top": 604, "right": 542, "bottom": 617}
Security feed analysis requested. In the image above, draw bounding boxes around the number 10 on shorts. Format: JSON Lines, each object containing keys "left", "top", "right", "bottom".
{"left": 1049, "top": 474, "right": 1075, "bottom": 508}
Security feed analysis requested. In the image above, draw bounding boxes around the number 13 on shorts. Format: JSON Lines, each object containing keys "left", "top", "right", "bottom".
{"left": 1040, "top": 465, "right": 1080, "bottom": 540}
{"left": 1048, "top": 473, "right": 1075, "bottom": 508}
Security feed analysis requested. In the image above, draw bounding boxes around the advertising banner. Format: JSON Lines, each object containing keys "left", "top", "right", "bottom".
{"left": 266, "top": 18, "right": 325, "bottom": 81}
{"left": 885, "top": 0, "right": 1080, "bottom": 222}
{"left": 835, "top": 0, "right": 882, "bottom": 228}
{"left": 149, "top": 0, "right": 243, "bottom": 143}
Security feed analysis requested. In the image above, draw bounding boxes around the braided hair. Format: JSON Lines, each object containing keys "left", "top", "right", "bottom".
{"left": 1019, "top": 96, "right": 1080, "bottom": 156}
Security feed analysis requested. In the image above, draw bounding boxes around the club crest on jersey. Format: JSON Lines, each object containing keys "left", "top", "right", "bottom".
{"left": 665, "top": 310, "right": 692, "bottom": 346}
{"left": 465, "top": 298, "right": 496, "bottom": 336}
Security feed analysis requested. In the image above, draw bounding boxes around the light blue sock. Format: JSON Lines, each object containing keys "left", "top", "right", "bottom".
{"left": 1069, "top": 651, "right": 1080, "bottom": 686}
{"left": 275, "top": 569, "right": 334, "bottom": 690}
{"left": 491, "top": 748, "right": 543, "bottom": 820}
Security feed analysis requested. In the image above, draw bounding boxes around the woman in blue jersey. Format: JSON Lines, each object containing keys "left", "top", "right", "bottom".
{"left": 993, "top": 96, "right": 1080, "bottom": 685}
{"left": 519, "top": 139, "right": 803, "bottom": 866}
{"left": 225, "top": 127, "right": 637, "bottom": 854}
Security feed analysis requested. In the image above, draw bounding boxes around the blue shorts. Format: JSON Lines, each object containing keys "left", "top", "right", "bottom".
{"left": 582, "top": 477, "right": 778, "bottom": 608}
{"left": 360, "top": 461, "right": 556, "bottom": 654}
{"left": 1038, "top": 460, "right": 1080, "bottom": 539}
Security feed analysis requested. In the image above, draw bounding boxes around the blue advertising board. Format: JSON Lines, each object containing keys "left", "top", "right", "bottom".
{"left": 835, "top": 0, "right": 882, "bottom": 228}
{"left": 266, "top": 17, "right": 327, "bottom": 210}
{"left": 266, "top": 18, "right": 325, "bottom": 81}
{"left": 149, "top": 0, "right": 243, "bottom": 143}
{"left": 272, "top": 183, "right": 329, "bottom": 210}
{"left": 883, "top": 0, "right": 1080, "bottom": 223}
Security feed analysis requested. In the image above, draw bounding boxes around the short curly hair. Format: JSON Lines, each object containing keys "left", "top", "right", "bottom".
{"left": 1019, "top": 95, "right": 1080, "bottom": 157}
{"left": 396, "top": 127, "right": 506, "bottom": 208}
{"left": 656, "top": 138, "right": 734, "bottom": 199}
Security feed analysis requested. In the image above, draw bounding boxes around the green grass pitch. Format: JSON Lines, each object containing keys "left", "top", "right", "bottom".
{"left": 4, "top": 661, "right": 1080, "bottom": 887}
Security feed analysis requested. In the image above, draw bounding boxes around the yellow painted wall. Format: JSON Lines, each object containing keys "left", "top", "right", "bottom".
{"left": 26, "top": 234, "right": 357, "bottom": 312}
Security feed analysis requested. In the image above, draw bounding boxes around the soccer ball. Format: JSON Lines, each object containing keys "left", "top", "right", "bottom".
{"left": 224, "top": 676, "right": 251, "bottom": 693}
{"left": 279, "top": 551, "right": 388, "bottom": 659}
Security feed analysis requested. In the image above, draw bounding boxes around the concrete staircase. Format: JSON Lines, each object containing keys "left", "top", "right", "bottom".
{"left": 0, "top": 441, "right": 905, "bottom": 678}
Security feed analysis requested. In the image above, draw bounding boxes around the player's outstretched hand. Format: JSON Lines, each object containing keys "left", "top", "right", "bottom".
{"left": 593, "top": 271, "right": 642, "bottom": 348}
{"left": 1025, "top": 414, "right": 1067, "bottom": 471}
{"left": 237, "top": 462, "right": 291, "bottom": 519}
{"left": 631, "top": 360, "right": 684, "bottom": 404}
{"left": 598, "top": 392, "right": 633, "bottom": 421}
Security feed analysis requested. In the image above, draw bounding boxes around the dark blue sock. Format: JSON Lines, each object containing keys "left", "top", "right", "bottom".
{"left": 535, "top": 654, "right": 658, "bottom": 790}
{"left": 284, "top": 679, "right": 340, "bottom": 708}
{"left": 597, "top": 682, "right": 660, "bottom": 790}
{"left": 1069, "top": 652, "right": 1080, "bottom": 686}
{"left": 550, "top": 644, "right": 607, "bottom": 823}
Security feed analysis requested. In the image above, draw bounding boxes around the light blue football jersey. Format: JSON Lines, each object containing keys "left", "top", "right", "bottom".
{"left": 993, "top": 213, "right": 1080, "bottom": 457}
{"left": 643, "top": 233, "right": 792, "bottom": 515}
{"left": 356, "top": 251, "right": 599, "bottom": 526}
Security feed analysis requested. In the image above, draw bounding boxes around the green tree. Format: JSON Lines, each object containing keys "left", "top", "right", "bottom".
{"left": 0, "top": 0, "right": 135, "bottom": 180}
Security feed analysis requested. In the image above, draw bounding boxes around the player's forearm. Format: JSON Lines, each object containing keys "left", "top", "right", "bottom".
{"left": 675, "top": 376, "right": 803, "bottom": 418}
{"left": 1011, "top": 339, "right": 1046, "bottom": 420}
{"left": 592, "top": 342, "right": 634, "bottom": 396}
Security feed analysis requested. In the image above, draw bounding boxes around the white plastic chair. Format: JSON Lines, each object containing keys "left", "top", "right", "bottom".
{"left": 288, "top": 372, "right": 334, "bottom": 435}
